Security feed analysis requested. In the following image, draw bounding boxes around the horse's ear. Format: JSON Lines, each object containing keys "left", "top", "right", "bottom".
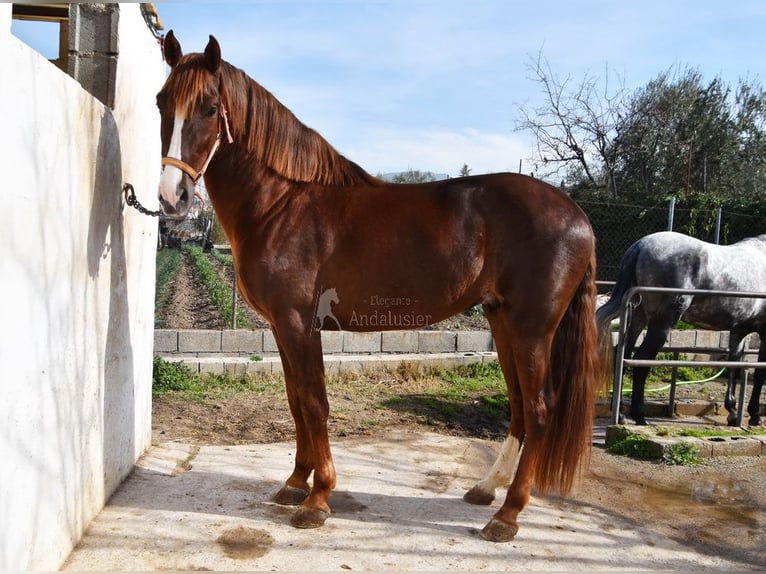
{"left": 164, "top": 30, "right": 182, "bottom": 67}
{"left": 204, "top": 35, "right": 221, "bottom": 73}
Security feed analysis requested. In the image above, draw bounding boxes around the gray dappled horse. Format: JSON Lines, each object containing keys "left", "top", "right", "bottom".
{"left": 597, "top": 231, "right": 766, "bottom": 426}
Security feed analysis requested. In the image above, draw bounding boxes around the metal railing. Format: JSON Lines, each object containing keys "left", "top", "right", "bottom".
{"left": 609, "top": 285, "right": 766, "bottom": 426}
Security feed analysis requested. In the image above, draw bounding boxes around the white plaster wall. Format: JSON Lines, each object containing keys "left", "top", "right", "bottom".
{"left": 0, "top": 5, "right": 163, "bottom": 570}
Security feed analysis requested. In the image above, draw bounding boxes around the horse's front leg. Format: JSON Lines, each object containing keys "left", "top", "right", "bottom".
{"left": 724, "top": 332, "right": 746, "bottom": 426}
{"left": 747, "top": 334, "right": 766, "bottom": 426}
{"left": 272, "top": 316, "right": 336, "bottom": 528}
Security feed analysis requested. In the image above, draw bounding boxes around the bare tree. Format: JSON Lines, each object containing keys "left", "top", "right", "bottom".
{"left": 516, "top": 52, "right": 628, "bottom": 197}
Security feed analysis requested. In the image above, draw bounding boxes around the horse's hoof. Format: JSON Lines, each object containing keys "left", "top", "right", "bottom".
{"left": 631, "top": 414, "right": 648, "bottom": 426}
{"left": 480, "top": 518, "right": 518, "bottom": 542}
{"left": 727, "top": 415, "right": 739, "bottom": 427}
{"left": 273, "top": 485, "right": 310, "bottom": 506}
{"left": 749, "top": 416, "right": 762, "bottom": 427}
{"left": 463, "top": 485, "right": 495, "bottom": 506}
{"left": 290, "top": 507, "right": 330, "bottom": 529}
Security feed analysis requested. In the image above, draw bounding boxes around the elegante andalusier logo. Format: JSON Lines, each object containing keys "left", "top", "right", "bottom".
{"left": 312, "top": 287, "right": 432, "bottom": 331}
{"left": 312, "top": 287, "right": 342, "bottom": 331}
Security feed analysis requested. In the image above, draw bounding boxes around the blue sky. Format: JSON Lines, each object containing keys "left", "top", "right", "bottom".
{"left": 12, "top": 1, "right": 766, "bottom": 177}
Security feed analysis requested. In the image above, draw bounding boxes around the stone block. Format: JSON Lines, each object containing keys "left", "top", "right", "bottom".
{"left": 707, "top": 435, "right": 762, "bottom": 457}
{"left": 343, "top": 332, "right": 381, "bottom": 353}
{"left": 321, "top": 331, "right": 344, "bottom": 353}
{"left": 178, "top": 330, "right": 221, "bottom": 353}
{"left": 418, "top": 331, "right": 456, "bottom": 353}
{"left": 457, "top": 331, "right": 493, "bottom": 352}
{"left": 263, "top": 330, "right": 279, "bottom": 353}
{"left": 381, "top": 331, "right": 419, "bottom": 353}
{"left": 198, "top": 360, "right": 224, "bottom": 375}
{"left": 154, "top": 330, "right": 178, "bottom": 353}
{"left": 668, "top": 330, "right": 696, "bottom": 348}
{"left": 222, "top": 330, "right": 263, "bottom": 354}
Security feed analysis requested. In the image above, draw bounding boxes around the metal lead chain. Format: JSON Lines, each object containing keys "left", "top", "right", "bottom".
{"left": 123, "top": 183, "right": 163, "bottom": 217}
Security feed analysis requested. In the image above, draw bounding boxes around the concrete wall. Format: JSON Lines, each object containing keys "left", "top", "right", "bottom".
{"left": 0, "top": 5, "right": 163, "bottom": 570}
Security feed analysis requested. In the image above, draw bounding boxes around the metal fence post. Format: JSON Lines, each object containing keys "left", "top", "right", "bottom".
{"left": 667, "top": 196, "right": 676, "bottom": 231}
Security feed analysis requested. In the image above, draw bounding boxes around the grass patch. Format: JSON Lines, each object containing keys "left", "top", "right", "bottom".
{"left": 154, "top": 248, "right": 181, "bottom": 327}
{"left": 152, "top": 356, "right": 282, "bottom": 401}
{"left": 662, "top": 442, "right": 701, "bottom": 466}
{"left": 375, "top": 362, "right": 508, "bottom": 436}
{"left": 183, "top": 245, "right": 252, "bottom": 329}
{"left": 606, "top": 434, "right": 658, "bottom": 459}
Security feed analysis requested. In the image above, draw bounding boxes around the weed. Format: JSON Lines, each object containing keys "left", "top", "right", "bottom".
{"left": 662, "top": 442, "right": 701, "bottom": 466}
{"left": 606, "top": 434, "right": 657, "bottom": 459}
{"left": 152, "top": 357, "right": 282, "bottom": 401}
{"left": 152, "top": 356, "right": 197, "bottom": 395}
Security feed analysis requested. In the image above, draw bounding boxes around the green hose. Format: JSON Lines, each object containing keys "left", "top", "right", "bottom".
{"left": 621, "top": 368, "right": 726, "bottom": 395}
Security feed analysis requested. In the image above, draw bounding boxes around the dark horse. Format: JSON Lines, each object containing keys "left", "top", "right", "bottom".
{"left": 157, "top": 32, "right": 600, "bottom": 542}
{"left": 597, "top": 231, "right": 766, "bottom": 426}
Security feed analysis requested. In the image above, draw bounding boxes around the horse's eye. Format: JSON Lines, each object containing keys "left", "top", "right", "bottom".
{"left": 205, "top": 106, "right": 217, "bottom": 118}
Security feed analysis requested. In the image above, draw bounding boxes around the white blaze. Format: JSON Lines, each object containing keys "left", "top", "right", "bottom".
{"left": 158, "top": 114, "right": 185, "bottom": 207}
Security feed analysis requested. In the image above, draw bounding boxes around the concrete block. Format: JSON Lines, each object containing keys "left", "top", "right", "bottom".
{"left": 343, "top": 332, "right": 381, "bottom": 353}
{"left": 461, "top": 353, "right": 485, "bottom": 367}
{"left": 675, "top": 400, "right": 716, "bottom": 417}
{"left": 69, "top": 3, "right": 119, "bottom": 53}
{"left": 154, "top": 330, "right": 178, "bottom": 353}
{"left": 198, "top": 360, "right": 224, "bottom": 375}
{"left": 693, "top": 330, "right": 718, "bottom": 349}
{"left": 719, "top": 331, "right": 730, "bottom": 348}
{"left": 263, "top": 331, "right": 279, "bottom": 353}
{"left": 418, "top": 331, "right": 456, "bottom": 353}
{"left": 321, "top": 331, "right": 343, "bottom": 353}
{"left": 223, "top": 360, "right": 248, "bottom": 376}
{"left": 178, "top": 330, "right": 221, "bottom": 353}
{"left": 457, "top": 331, "right": 493, "bottom": 352}
{"left": 707, "top": 435, "right": 762, "bottom": 457}
{"left": 669, "top": 330, "right": 696, "bottom": 348}
{"left": 222, "top": 330, "right": 263, "bottom": 354}
{"left": 245, "top": 360, "right": 273, "bottom": 375}
{"left": 381, "top": 331, "right": 419, "bottom": 353}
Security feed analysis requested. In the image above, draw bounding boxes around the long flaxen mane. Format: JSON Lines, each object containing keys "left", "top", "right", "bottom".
{"left": 164, "top": 52, "right": 382, "bottom": 187}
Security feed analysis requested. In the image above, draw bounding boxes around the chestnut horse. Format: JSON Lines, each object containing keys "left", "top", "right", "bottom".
{"left": 156, "top": 31, "right": 599, "bottom": 542}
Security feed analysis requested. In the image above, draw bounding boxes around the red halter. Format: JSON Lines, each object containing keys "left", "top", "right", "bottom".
{"left": 161, "top": 102, "right": 234, "bottom": 183}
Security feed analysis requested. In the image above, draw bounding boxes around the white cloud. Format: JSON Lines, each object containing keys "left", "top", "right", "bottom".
{"left": 339, "top": 127, "right": 535, "bottom": 177}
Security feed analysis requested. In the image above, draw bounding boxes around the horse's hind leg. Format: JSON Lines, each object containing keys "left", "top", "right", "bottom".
{"left": 481, "top": 331, "right": 553, "bottom": 542}
{"left": 464, "top": 305, "right": 523, "bottom": 506}
{"left": 470, "top": 303, "right": 554, "bottom": 542}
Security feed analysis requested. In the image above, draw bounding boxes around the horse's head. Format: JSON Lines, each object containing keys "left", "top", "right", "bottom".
{"left": 157, "top": 31, "right": 232, "bottom": 219}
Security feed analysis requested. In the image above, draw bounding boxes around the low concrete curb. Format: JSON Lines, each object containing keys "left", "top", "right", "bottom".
{"left": 155, "top": 329, "right": 498, "bottom": 374}
{"left": 605, "top": 424, "right": 766, "bottom": 458}
{"left": 160, "top": 351, "right": 499, "bottom": 376}
{"left": 155, "top": 329, "right": 496, "bottom": 356}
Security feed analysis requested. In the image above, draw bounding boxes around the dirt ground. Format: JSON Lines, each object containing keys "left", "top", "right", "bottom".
{"left": 152, "top": 382, "right": 766, "bottom": 569}
{"left": 153, "top": 247, "right": 765, "bottom": 567}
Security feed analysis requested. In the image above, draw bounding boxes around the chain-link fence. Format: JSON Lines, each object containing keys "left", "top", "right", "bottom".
{"left": 579, "top": 198, "right": 766, "bottom": 283}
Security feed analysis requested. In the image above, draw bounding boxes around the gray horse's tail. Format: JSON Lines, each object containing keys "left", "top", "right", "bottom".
{"left": 596, "top": 239, "right": 642, "bottom": 386}
{"left": 596, "top": 240, "right": 642, "bottom": 331}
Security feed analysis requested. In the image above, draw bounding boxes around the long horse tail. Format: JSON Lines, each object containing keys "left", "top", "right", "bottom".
{"left": 594, "top": 239, "right": 643, "bottom": 390}
{"left": 535, "top": 249, "right": 598, "bottom": 495}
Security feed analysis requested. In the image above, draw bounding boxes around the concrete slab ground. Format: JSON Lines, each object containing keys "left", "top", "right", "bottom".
{"left": 63, "top": 431, "right": 756, "bottom": 571}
